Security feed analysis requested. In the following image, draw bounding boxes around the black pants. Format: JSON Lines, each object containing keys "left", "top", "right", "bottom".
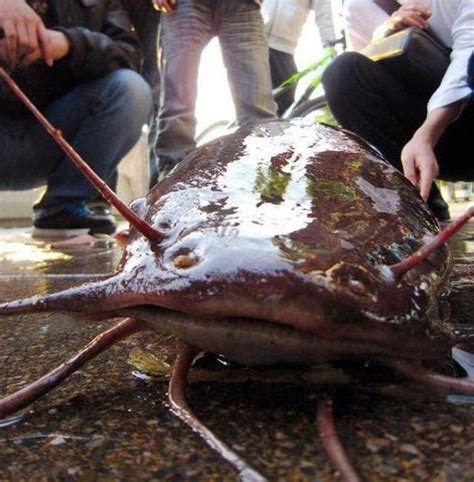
{"left": 269, "top": 48, "right": 297, "bottom": 117}
{"left": 322, "top": 52, "right": 474, "bottom": 216}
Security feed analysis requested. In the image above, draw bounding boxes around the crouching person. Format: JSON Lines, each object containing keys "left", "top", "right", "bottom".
{"left": 0, "top": 0, "right": 152, "bottom": 237}
{"left": 322, "top": 0, "right": 473, "bottom": 223}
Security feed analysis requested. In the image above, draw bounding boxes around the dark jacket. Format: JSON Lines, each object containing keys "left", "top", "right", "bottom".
{"left": 0, "top": 0, "right": 142, "bottom": 117}
{"left": 52, "top": 0, "right": 142, "bottom": 82}
{"left": 121, "top": 0, "right": 160, "bottom": 104}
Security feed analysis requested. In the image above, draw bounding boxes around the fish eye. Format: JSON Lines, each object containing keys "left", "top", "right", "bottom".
{"left": 173, "top": 254, "right": 198, "bottom": 269}
{"left": 347, "top": 279, "right": 367, "bottom": 296}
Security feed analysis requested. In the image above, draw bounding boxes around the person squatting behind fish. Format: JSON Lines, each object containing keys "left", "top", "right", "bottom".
{"left": 261, "top": 0, "right": 337, "bottom": 117}
{"left": 0, "top": 0, "right": 152, "bottom": 238}
{"left": 322, "top": 0, "right": 474, "bottom": 222}
{"left": 152, "top": 0, "right": 277, "bottom": 182}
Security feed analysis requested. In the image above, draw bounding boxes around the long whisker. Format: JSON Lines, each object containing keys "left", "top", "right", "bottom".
{"left": 317, "top": 398, "right": 361, "bottom": 482}
{"left": 384, "top": 359, "right": 474, "bottom": 395}
{"left": 0, "top": 318, "right": 147, "bottom": 418}
{"left": 168, "top": 340, "right": 268, "bottom": 481}
{"left": 389, "top": 206, "right": 474, "bottom": 279}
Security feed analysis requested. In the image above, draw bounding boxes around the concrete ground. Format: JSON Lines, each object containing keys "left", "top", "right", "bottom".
{"left": 0, "top": 205, "right": 473, "bottom": 481}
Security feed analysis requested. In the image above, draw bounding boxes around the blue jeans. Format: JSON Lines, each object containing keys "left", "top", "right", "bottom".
{"left": 156, "top": 0, "right": 277, "bottom": 179}
{"left": 0, "top": 69, "right": 152, "bottom": 218}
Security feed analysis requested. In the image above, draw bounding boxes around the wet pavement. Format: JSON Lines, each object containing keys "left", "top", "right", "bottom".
{"left": 0, "top": 207, "right": 473, "bottom": 482}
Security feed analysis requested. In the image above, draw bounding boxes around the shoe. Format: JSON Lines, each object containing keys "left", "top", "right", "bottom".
{"left": 87, "top": 201, "right": 112, "bottom": 218}
{"left": 431, "top": 206, "right": 451, "bottom": 223}
{"left": 32, "top": 202, "right": 117, "bottom": 238}
{"left": 428, "top": 185, "right": 451, "bottom": 223}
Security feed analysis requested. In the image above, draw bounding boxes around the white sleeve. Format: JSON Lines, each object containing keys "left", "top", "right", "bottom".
{"left": 312, "top": 0, "right": 336, "bottom": 45}
{"left": 428, "top": 0, "right": 474, "bottom": 112}
{"left": 342, "top": 0, "right": 389, "bottom": 52}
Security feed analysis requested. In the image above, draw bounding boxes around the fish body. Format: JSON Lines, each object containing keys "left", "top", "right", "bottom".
{"left": 85, "top": 119, "right": 452, "bottom": 364}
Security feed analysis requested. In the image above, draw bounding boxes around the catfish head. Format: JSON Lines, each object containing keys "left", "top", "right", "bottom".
{"left": 0, "top": 120, "right": 472, "bottom": 366}
{"left": 3, "top": 67, "right": 474, "bottom": 482}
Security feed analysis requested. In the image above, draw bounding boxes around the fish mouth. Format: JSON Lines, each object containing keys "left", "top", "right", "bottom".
{"left": 109, "top": 305, "right": 449, "bottom": 367}
{"left": 0, "top": 274, "right": 453, "bottom": 366}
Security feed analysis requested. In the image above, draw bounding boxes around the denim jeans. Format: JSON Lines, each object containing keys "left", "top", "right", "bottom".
{"left": 121, "top": 0, "right": 162, "bottom": 188}
{"left": 156, "top": 0, "right": 277, "bottom": 179}
{"left": 0, "top": 69, "right": 152, "bottom": 218}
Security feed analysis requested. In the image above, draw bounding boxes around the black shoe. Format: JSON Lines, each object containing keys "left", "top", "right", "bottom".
{"left": 33, "top": 203, "right": 117, "bottom": 238}
{"left": 431, "top": 206, "right": 451, "bottom": 223}
{"left": 428, "top": 185, "right": 451, "bottom": 223}
{"left": 87, "top": 201, "right": 112, "bottom": 218}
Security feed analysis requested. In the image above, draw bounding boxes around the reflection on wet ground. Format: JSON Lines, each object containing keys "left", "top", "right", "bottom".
{"left": 0, "top": 210, "right": 473, "bottom": 481}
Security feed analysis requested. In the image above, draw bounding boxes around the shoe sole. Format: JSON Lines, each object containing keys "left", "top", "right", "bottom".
{"left": 90, "top": 225, "right": 116, "bottom": 235}
{"left": 32, "top": 224, "right": 116, "bottom": 238}
{"left": 32, "top": 227, "right": 91, "bottom": 239}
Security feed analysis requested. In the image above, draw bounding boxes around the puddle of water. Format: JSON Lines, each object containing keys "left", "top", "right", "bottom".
{"left": 448, "top": 346, "right": 474, "bottom": 405}
{"left": 0, "top": 414, "right": 25, "bottom": 428}
{"left": 451, "top": 347, "right": 474, "bottom": 380}
{"left": 0, "top": 240, "right": 71, "bottom": 265}
{"left": 448, "top": 394, "right": 474, "bottom": 405}
{"left": 131, "top": 371, "right": 153, "bottom": 381}
{"left": 0, "top": 432, "right": 92, "bottom": 443}
{"left": 0, "top": 274, "right": 106, "bottom": 280}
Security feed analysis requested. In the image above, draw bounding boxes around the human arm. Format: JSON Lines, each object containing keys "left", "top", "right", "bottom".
{"left": 0, "top": 0, "right": 53, "bottom": 67}
{"left": 401, "top": 0, "right": 473, "bottom": 200}
{"left": 55, "top": 0, "right": 142, "bottom": 82}
{"left": 19, "top": 29, "right": 70, "bottom": 66}
{"left": 312, "top": 0, "right": 336, "bottom": 47}
{"left": 401, "top": 101, "right": 464, "bottom": 200}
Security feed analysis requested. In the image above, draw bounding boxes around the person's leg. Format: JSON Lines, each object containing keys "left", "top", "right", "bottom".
{"left": 436, "top": 100, "right": 474, "bottom": 183}
{"left": 121, "top": 0, "right": 161, "bottom": 188}
{"left": 121, "top": 0, "right": 161, "bottom": 101}
{"left": 148, "top": 105, "right": 160, "bottom": 188}
{"left": 155, "top": 0, "right": 213, "bottom": 181}
{"left": 0, "top": 116, "right": 53, "bottom": 191}
{"left": 29, "top": 69, "right": 151, "bottom": 221}
{"left": 322, "top": 52, "right": 449, "bottom": 220}
{"left": 217, "top": 0, "right": 277, "bottom": 126}
{"left": 323, "top": 52, "right": 428, "bottom": 167}
{"left": 269, "top": 48, "right": 298, "bottom": 117}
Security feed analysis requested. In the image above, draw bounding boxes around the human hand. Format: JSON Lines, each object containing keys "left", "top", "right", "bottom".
{"left": 151, "top": 0, "right": 176, "bottom": 14}
{"left": 0, "top": 0, "right": 54, "bottom": 68}
{"left": 401, "top": 102, "right": 464, "bottom": 201}
{"left": 15, "top": 29, "right": 70, "bottom": 67}
{"left": 401, "top": 132, "right": 439, "bottom": 201}
{"left": 387, "top": 3, "right": 431, "bottom": 32}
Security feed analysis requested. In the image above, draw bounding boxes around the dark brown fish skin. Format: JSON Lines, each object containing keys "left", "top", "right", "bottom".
{"left": 126, "top": 120, "right": 450, "bottom": 340}
{"left": 0, "top": 119, "right": 452, "bottom": 362}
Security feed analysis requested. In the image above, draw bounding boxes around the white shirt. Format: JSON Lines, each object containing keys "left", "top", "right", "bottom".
{"left": 342, "top": 0, "right": 390, "bottom": 52}
{"left": 261, "top": 0, "right": 336, "bottom": 55}
{"left": 343, "top": 0, "right": 473, "bottom": 111}
{"left": 398, "top": 0, "right": 474, "bottom": 112}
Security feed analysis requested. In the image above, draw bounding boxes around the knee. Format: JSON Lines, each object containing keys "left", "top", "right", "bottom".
{"left": 322, "top": 52, "right": 370, "bottom": 98}
{"left": 106, "top": 69, "right": 153, "bottom": 129}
